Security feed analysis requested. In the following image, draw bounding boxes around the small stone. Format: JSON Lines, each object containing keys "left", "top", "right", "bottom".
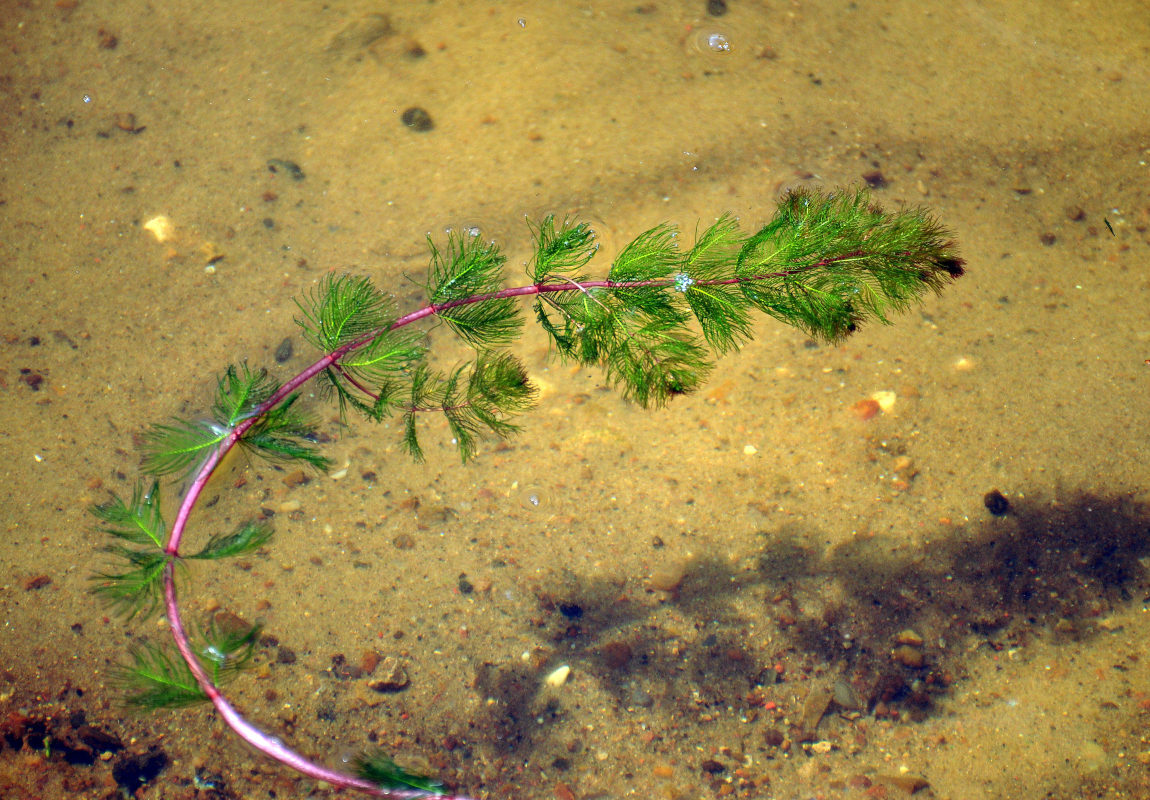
{"left": 360, "top": 650, "right": 381, "bottom": 674}
{"left": 875, "top": 773, "right": 930, "bottom": 794}
{"left": 871, "top": 390, "right": 896, "bottom": 412}
{"left": 851, "top": 398, "right": 881, "bottom": 420}
{"left": 274, "top": 337, "right": 294, "bottom": 363}
{"left": 278, "top": 499, "right": 301, "bottom": 514}
{"left": 983, "top": 489, "right": 1011, "bottom": 516}
{"left": 544, "top": 664, "right": 571, "bottom": 688}
{"left": 401, "top": 107, "right": 434, "bottom": 132}
{"left": 143, "top": 216, "right": 174, "bottom": 243}
{"left": 894, "top": 629, "right": 924, "bottom": 647}
{"left": 282, "top": 470, "right": 309, "bottom": 488}
{"left": 114, "top": 112, "right": 140, "bottom": 132}
{"left": 368, "top": 657, "right": 408, "bottom": 692}
{"left": 648, "top": 561, "right": 686, "bottom": 593}
{"left": 892, "top": 644, "right": 924, "bottom": 668}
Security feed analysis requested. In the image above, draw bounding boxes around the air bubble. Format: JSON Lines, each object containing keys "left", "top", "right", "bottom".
{"left": 686, "top": 25, "right": 734, "bottom": 58}
{"left": 517, "top": 483, "right": 545, "bottom": 511}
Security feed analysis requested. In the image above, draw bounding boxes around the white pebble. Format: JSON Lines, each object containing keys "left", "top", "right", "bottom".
{"left": 544, "top": 665, "right": 571, "bottom": 687}
{"left": 870, "top": 390, "right": 897, "bottom": 412}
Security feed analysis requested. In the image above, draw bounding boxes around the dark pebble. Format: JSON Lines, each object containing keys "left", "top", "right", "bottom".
{"left": 700, "top": 759, "right": 725, "bottom": 774}
{"left": 458, "top": 573, "right": 473, "bottom": 594}
{"left": 77, "top": 724, "right": 123, "bottom": 754}
{"left": 274, "top": 337, "right": 293, "bottom": 363}
{"left": 276, "top": 646, "right": 297, "bottom": 665}
{"left": 1039, "top": 232, "right": 1056, "bottom": 246}
{"left": 763, "top": 727, "right": 784, "bottom": 747}
{"left": 707, "top": 0, "right": 728, "bottom": 15}
{"left": 19, "top": 369, "right": 44, "bottom": 391}
{"left": 267, "top": 159, "right": 305, "bottom": 181}
{"left": 862, "top": 170, "right": 887, "bottom": 189}
{"left": 401, "top": 106, "right": 434, "bottom": 132}
{"left": 558, "top": 602, "right": 583, "bottom": 619}
{"left": 983, "top": 489, "right": 1011, "bottom": 516}
{"left": 24, "top": 574, "right": 51, "bottom": 590}
{"left": 112, "top": 748, "right": 169, "bottom": 792}
{"left": 262, "top": 218, "right": 275, "bottom": 229}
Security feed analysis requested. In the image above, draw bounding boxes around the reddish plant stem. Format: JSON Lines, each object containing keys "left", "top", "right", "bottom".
{"left": 157, "top": 264, "right": 823, "bottom": 796}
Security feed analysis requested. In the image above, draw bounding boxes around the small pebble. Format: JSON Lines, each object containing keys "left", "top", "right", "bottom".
{"left": 648, "top": 561, "right": 686, "bottom": 593}
{"left": 401, "top": 107, "right": 434, "bottom": 132}
{"left": 851, "top": 398, "right": 881, "bottom": 420}
{"left": 114, "top": 112, "right": 141, "bottom": 132}
{"left": 892, "top": 644, "right": 924, "bottom": 668}
{"left": 278, "top": 499, "right": 301, "bottom": 513}
{"left": 894, "top": 629, "right": 924, "bottom": 647}
{"left": 871, "top": 390, "right": 896, "bottom": 412}
{"left": 544, "top": 665, "right": 571, "bottom": 687}
{"left": 274, "top": 337, "right": 293, "bottom": 363}
{"left": 368, "top": 657, "right": 409, "bottom": 691}
{"left": 282, "top": 470, "right": 309, "bottom": 488}
{"left": 983, "top": 489, "right": 1011, "bottom": 516}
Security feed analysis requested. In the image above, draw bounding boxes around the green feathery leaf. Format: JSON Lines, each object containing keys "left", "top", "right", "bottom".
{"left": 427, "top": 230, "right": 522, "bottom": 346}
{"left": 295, "top": 274, "right": 391, "bottom": 353}
{"left": 115, "top": 641, "right": 208, "bottom": 710}
{"left": 678, "top": 214, "right": 754, "bottom": 353}
{"left": 198, "top": 615, "right": 261, "bottom": 685}
{"left": 353, "top": 751, "right": 445, "bottom": 796}
{"left": 401, "top": 353, "right": 536, "bottom": 462}
{"left": 141, "top": 418, "right": 227, "bottom": 478}
{"left": 238, "top": 393, "right": 329, "bottom": 471}
{"left": 603, "top": 312, "right": 711, "bottom": 406}
{"left": 529, "top": 215, "right": 599, "bottom": 282}
{"left": 89, "top": 481, "right": 171, "bottom": 619}
{"left": 736, "top": 187, "right": 964, "bottom": 342}
{"left": 213, "top": 363, "right": 279, "bottom": 427}
{"left": 90, "top": 547, "right": 171, "bottom": 619}
{"left": 89, "top": 480, "right": 166, "bottom": 548}
{"left": 187, "top": 520, "right": 273, "bottom": 560}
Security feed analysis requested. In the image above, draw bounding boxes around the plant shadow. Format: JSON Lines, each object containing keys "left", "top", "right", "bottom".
{"left": 468, "top": 489, "right": 1150, "bottom": 763}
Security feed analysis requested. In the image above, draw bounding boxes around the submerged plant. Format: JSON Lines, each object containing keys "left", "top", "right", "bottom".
{"left": 91, "top": 186, "right": 963, "bottom": 798}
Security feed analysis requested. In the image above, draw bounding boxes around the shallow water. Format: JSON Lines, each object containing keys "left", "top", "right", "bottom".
{"left": 2, "top": 1, "right": 1148, "bottom": 798}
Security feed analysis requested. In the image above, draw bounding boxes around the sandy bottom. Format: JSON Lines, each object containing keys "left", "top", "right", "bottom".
{"left": 1, "top": 1, "right": 1148, "bottom": 799}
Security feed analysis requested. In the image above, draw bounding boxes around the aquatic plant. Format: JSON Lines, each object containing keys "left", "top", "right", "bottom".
{"left": 91, "top": 186, "right": 963, "bottom": 797}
